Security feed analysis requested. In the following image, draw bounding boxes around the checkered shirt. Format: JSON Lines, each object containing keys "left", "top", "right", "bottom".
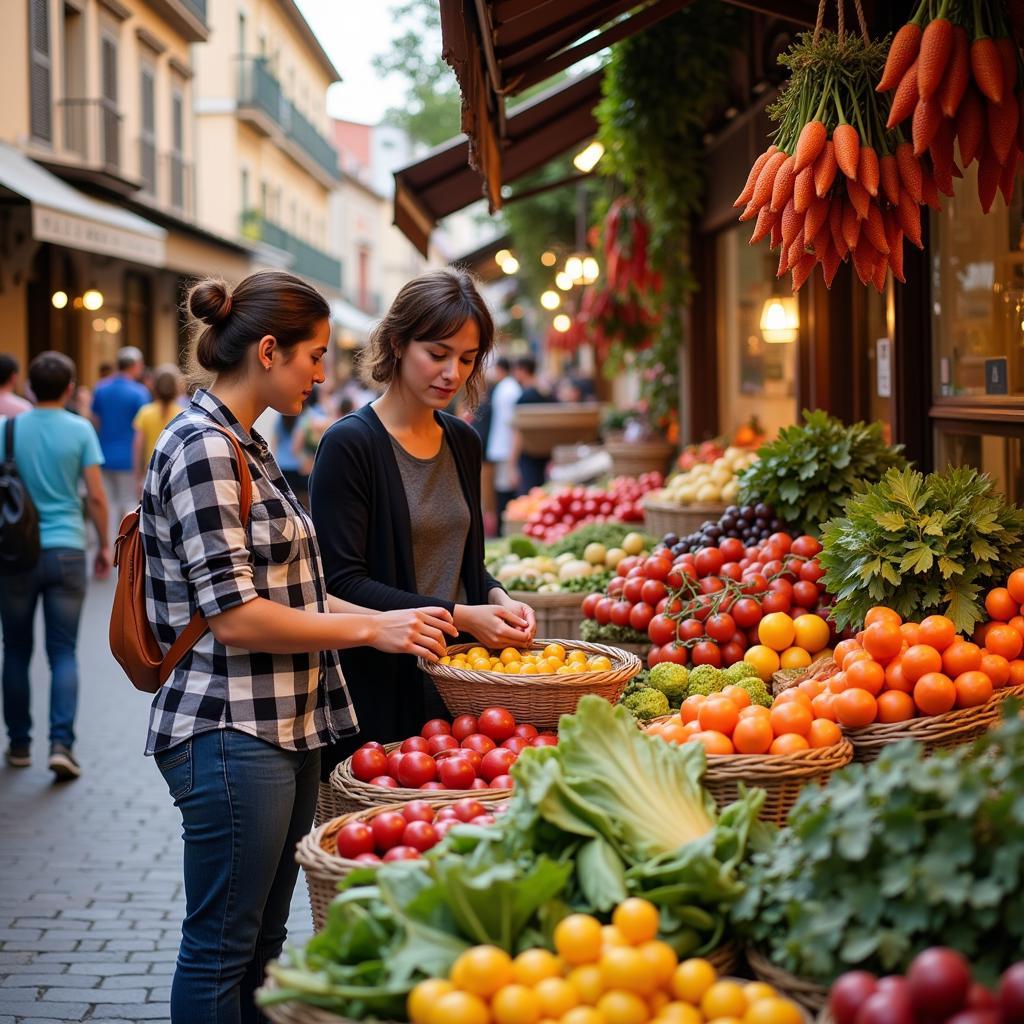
{"left": 141, "top": 389, "right": 358, "bottom": 755}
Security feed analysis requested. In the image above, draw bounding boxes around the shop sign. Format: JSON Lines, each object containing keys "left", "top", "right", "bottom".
{"left": 985, "top": 357, "right": 1009, "bottom": 395}
{"left": 875, "top": 338, "right": 892, "bottom": 398}
{"left": 32, "top": 206, "right": 166, "bottom": 266}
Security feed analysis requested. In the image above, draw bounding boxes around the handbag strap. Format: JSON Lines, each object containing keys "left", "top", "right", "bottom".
{"left": 157, "top": 422, "right": 254, "bottom": 683}
{"left": 3, "top": 417, "right": 14, "bottom": 469}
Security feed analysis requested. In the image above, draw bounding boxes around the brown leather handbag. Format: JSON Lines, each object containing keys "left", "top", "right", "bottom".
{"left": 109, "top": 424, "right": 253, "bottom": 693}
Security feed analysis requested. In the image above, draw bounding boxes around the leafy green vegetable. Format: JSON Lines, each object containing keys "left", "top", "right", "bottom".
{"left": 580, "top": 618, "right": 649, "bottom": 646}
{"left": 819, "top": 466, "right": 1024, "bottom": 633}
{"left": 548, "top": 523, "right": 653, "bottom": 559}
{"left": 731, "top": 701, "right": 1024, "bottom": 987}
{"left": 738, "top": 410, "right": 906, "bottom": 535}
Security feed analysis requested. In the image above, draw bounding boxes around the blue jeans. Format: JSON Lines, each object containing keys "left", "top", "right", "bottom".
{"left": 0, "top": 547, "right": 86, "bottom": 747}
{"left": 156, "top": 728, "right": 320, "bottom": 1024}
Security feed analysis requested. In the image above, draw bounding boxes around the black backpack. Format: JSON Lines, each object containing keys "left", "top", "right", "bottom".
{"left": 0, "top": 417, "right": 41, "bottom": 575}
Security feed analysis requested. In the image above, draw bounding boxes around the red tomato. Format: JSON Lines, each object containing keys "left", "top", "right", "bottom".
{"left": 419, "top": 781, "right": 447, "bottom": 790}
{"left": 480, "top": 747, "right": 517, "bottom": 782}
{"left": 719, "top": 537, "right": 745, "bottom": 562}
{"left": 694, "top": 548, "right": 725, "bottom": 578}
{"left": 791, "top": 535, "right": 822, "bottom": 558}
{"left": 501, "top": 736, "right": 529, "bottom": 754}
{"left": 644, "top": 557, "right": 672, "bottom": 581}
{"left": 660, "top": 643, "right": 688, "bottom": 665}
{"left": 397, "top": 752, "right": 436, "bottom": 788}
{"left": 335, "top": 821, "right": 375, "bottom": 859}
{"left": 427, "top": 734, "right": 459, "bottom": 755}
{"left": 691, "top": 641, "right": 722, "bottom": 667}
{"left": 369, "top": 775, "right": 399, "bottom": 788}
{"left": 761, "top": 590, "right": 792, "bottom": 614}
{"left": 461, "top": 733, "right": 497, "bottom": 755}
{"left": 402, "top": 819, "right": 439, "bottom": 852}
{"left": 720, "top": 641, "right": 746, "bottom": 666}
{"left": 648, "top": 614, "right": 677, "bottom": 647}
{"left": 451, "top": 714, "right": 479, "bottom": 741}
{"left": 438, "top": 756, "right": 476, "bottom": 789}
{"left": 386, "top": 750, "right": 404, "bottom": 777}
{"left": 382, "top": 846, "right": 421, "bottom": 862}
{"left": 629, "top": 602, "right": 655, "bottom": 633}
{"left": 594, "top": 597, "right": 614, "bottom": 625}
{"left": 420, "top": 719, "right": 451, "bottom": 739}
{"left": 706, "top": 613, "right": 736, "bottom": 644}
{"left": 470, "top": 778, "right": 490, "bottom": 790}
{"left": 731, "top": 598, "right": 763, "bottom": 629}
{"left": 435, "top": 806, "right": 460, "bottom": 821}
{"left": 400, "top": 736, "right": 430, "bottom": 754}
{"left": 800, "top": 558, "right": 825, "bottom": 583}
{"left": 452, "top": 798, "right": 486, "bottom": 822}
{"left": 371, "top": 810, "right": 407, "bottom": 851}
{"left": 477, "top": 707, "right": 517, "bottom": 742}
{"left": 401, "top": 800, "right": 436, "bottom": 823}
{"left": 582, "top": 593, "right": 601, "bottom": 618}
{"left": 623, "top": 578, "right": 646, "bottom": 604}
{"left": 354, "top": 852, "right": 382, "bottom": 864}
{"left": 611, "top": 601, "right": 633, "bottom": 627}
{"left": 741, "top": 573, "right": 769, "bottom": 595}
{"left": 512, "top": 723, "right": 538, "bottom": 740}
{"left": 530, "top": 733, "right": 559, "bottom": 747}
{"left": 489, "top": 775, "right": 515, "bottom": 789}
{"left": 792, "top": 580, "right": 820, "bottom": 609}
{"left": 677, "top": 618, "right": 704, "bottom": 642}
{"left": 768, "top": 532, "right": 793, "bottom": 553}
{"left": 641, "top": 579, "right": 667, "bottom": 606}
{"left": 360, "top": 741, "right": 385, "bottom": 753}
{"left": 350, "top": 746, "right": 388, "bottom": 782}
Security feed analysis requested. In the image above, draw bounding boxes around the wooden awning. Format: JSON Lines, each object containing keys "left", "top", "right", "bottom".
{"left": 393, "top": 69, "right": 603, "bottom": 257}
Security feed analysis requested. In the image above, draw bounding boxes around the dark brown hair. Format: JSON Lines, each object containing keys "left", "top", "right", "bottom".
{"left": 361, "top": 268, "right": 495, "bottom": 407}
{"left": 186, "top": 271, "right": 330, "bottom": 377}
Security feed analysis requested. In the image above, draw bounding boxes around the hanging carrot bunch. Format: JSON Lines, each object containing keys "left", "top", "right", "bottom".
{"left": 877, "top": 0, "right": 1024, "bottom": 212}
{"left": 735, "top": 2, "right": 920, "bottom": 294}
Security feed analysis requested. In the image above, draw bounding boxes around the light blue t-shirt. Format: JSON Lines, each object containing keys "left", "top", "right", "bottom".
{"left": 92, "top": 375, "right": 150, "bottom": 471}
{"left": 0, "top": 409, "right": 104, "bottom": 550}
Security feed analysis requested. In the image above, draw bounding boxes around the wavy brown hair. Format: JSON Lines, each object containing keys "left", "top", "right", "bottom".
{"left": 360, "top": 268, "right": 495, "bottom": 407}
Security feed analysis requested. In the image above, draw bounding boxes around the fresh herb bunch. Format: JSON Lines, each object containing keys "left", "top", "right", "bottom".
{"left": 732, "top": 703, "right": 1024, "bottom": 987}
{"left": 738, "top": 410, "right": 906, "bottom": 535}
{"left": 820, "top": 466, "right": 1024, "bottom": 633}
{"left": 561, "top": 571, "right": 613, "bottom": 594}
{"left": 580, "top": 618, "right": 649, "bottom": 646}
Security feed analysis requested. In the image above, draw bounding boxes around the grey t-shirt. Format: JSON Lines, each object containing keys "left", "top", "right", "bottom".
{"left": 390, "top": 435, "right": 470, "bottom": 604}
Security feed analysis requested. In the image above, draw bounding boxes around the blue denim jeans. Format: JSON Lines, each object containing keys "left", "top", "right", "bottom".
{"left": 0, "top": 547, "right": 86, "bottom": 747}
{"left": 156, "top": 728, "right": 320, "bottom": 1024}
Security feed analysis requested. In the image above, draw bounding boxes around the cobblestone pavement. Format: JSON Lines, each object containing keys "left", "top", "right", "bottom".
{"left": 0, "top": 576, "right": 313, "bottom": 1023}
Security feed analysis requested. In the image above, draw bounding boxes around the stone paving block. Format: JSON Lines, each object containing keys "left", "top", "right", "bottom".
{"left": 43, "top": 986, "right": 151, "bottom": 1003}
{"left": 99, "top": 973, "right": 160, "bottom": 989}
{"left": 32, "top": 951, "right": 124, "bottom": 964}
{"left": 0, "top": 928, "right": 42, "bottom": 941}
{"left": 0, "top": 939, "right": 78, "bottom": 952}
{"left": 89, "top": 1002, "right": 170, "bottom": 1018}
{"left": 103, "top": 939, "right": 157, "bottom": 952}
{"left": 67, "top": 962, "right": 148, "bottom": 977}
{"left": 126, "top": 950, "right": 176, "bottom": 964}
{"left": 0, "top": 1002, "right": 89, "bottom": 1020}
{"left": 0, "top": 952, "right": 33, "bottom": 965}
{"left": 2, "top": 974, "right": 97, "bottom": 988}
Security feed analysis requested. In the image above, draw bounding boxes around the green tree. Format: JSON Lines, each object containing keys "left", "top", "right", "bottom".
{"left": 372, "top": 0, "right": 461, "bottom": 147}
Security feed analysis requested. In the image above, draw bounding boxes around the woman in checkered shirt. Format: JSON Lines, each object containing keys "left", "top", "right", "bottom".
{"left": 140, "top": 270, "right": 458, "bottom": 1024}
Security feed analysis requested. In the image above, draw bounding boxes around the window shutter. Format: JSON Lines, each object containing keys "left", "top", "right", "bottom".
{"left": 29, "top": 0, "right": 52, "bottom": 142}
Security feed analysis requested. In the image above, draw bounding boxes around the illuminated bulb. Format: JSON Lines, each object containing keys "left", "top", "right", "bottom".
{"left": 759, "top": 296, "right": 799, "bottom": 343}
{"left": 573, "top": 141, "right": 605, "bottom": 173}
{"left": 553, "top": 314, "right": 572, "bottom": 332}
{"left": 581, "top": 257, "right": 599, "bottom": 284}
{"left": 565, "top": 256, "right": 584, "bottom": 282}
{"left": 83, "top": 289, "right": 104, "bottom": 311}
{"left": 555, "top": 272, "right": 573, "bottom": 291}
{"left": 51, "top": 290, "right": 68, "bottom": 309}
{"left": 540, "top": 290, "right": 560, "bottom": 310}
{"left": 501, "top": 256, "right": 520, "bottom": 275}
{"left": 105, "top": 316, "right": 121, "bottom": 334}
{"left": 495, "top": 249, "right": 511, "bottom": 266}
{"left": 92, "top": 318, "right": 106, "bottom": 332}
{"left": 540, "top": 251, "right": 557, "bottom": 266}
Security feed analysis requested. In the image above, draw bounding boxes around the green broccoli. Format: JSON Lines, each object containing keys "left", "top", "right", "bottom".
{"left": 731, "top": 676, "right": 772, "bottom": 708}
{"left": 622, "top": 688, "right": 670, "bottom": 723}
{"left": 723, "top": 662, "right": 762, "bottom": 683}
{"left": 686, "top": 664, "right": 726, "bottom": 697}
{"left": 647, "top": 662, "right": 690, "bottom": 706}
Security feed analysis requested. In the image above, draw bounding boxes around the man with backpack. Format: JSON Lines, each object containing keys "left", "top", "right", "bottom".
{"left": 0, "top": 352, "right": 109, "bottom": 779}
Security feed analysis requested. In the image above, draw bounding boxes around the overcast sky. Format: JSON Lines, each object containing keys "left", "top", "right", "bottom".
{"left": 295, "top": 0, "right": 430, "bottom": 125}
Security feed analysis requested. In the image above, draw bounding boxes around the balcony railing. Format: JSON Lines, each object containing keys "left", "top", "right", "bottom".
{"left": 60, "top": 98, "right": 122, "bottom": 172}
{"left": 236, "top": 58, "right": 340, "bottom": 181}
{"left": 241, "top": 210, "right": 341, "bottom": 289}
{"left": 137, "top": 137, "right": 157, "bottom": 195}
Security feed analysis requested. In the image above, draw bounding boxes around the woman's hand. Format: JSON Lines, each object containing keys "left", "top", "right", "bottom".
{"left": 490, "top": 589, "right": 537, "bottom": 643}
{"left": 368, "top": 607, "right": 458, "bottom": 661}
{"left": 454, "top": 603, "right": 532, "bottom": 650}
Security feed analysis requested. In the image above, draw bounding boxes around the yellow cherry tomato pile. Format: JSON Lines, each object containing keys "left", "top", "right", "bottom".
{"left": 407, "top": 898, "right": 805, "bottom": 1024}
{"left": 442, "top": 643, "right": 615, "bottom": 677}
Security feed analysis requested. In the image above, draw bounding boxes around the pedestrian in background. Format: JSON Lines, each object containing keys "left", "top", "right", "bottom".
{"left": 0, "top": 355, "right": 32, "bottom": 418}
{"left": 142, "top": 270, "right": 454, "bottom": 1024}
{"left": 0, "top": 352, "right": 109, "bottom": 779}
{"left": 510, "top": 355, "right": 552, "bottom": 495}
{"left": 133, "top": 364, "right": 184, "bottom": 494}
{"left": 486, "top": 355, "right": 521, "bottom": 522}
{"left": 92, "top": 346, "right": 150, "bottom": 527}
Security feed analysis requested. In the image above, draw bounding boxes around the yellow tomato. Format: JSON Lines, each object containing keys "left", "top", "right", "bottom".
{"left": 543, "top": 643, "right": 567, "bottom": 661}
{"left": 601, "top": 925, "right": 630, "bottom": 948}
{"left": 554, "top": 914, "right": 603, "bottom": 965}
{"left": 567, "top": 649, "right": 588, "bottom": 664}
{"left": 408, "top": 979, "right": 454, "bottom": 1024}
{"left": 700, "top": 980, "right": 748, "bottom": 1019}
{"left": 451, "top": 945, "right": 514, "bottom": 998}
{"left": 743, "top": 983, "right": 777, "bottom": 1003}
{"left": 556, "top": 666, "right": 574, "bottom": 675}
{"left": 440, "top": 656, "right": 451, "bottom": 665}
{"left": 511, "top": 949, "right": 561, "bottom": 987}
{"left": 504, "top": 663, "right": 523, "bottom": 675}
{"left": 491, "top": 984, "right": 542, "bottom": 1024}
{"left": 568, "top": 663, "right": 588, "bottom": 674}
{"left": 779, "top": 647, "right": 812, "bottom": 670}
{"left": 466, "top": 646, "right": 489, "bottom": 660}
{"left": 612, "top": 898, "right": 660, "bottom": 945}
{"left": 637, "top": 941, "right": 677, "bottom": 988}
{"left": 520, "top": 664, "right": 539, "bottom": 675}
{"left": 670, "top": 958, "right": 717, "bottom": 1004}
{"left": 792, "top": 613, "right": 830, "bottom": 654}
{"left": 589, "top": 656, "right": 613, "bottom": 672}
{"left": 561, "top": 1008, "right": 604, "bottom": 1024}
{"left": 470, "top": 658, "right": 492, "bottom": 671}
{"left": 538, "top": 657, "right": 562, "bottom": 675}
{"left": 757, "top": 613, "right": 796, "bottom": 653}
{"left": 743, "top": 997, "right": 804, "bottom": 1024}
{"left": 655, "top": 1003, "right": 703, "bottom": 1024}
{"left": 566, "top": 964, "right": 605, "bottom": 1005}
{"left": 534, "top": 976, "right": 580, "bottom": 1018}
{"left": 743, "top": 645, "right": 781, "bottom": 682}
{"left": 648, "top": 992, "right": 670, "bottom": 1015}
{"left": 596, "top": 989, "right": 650, "bottom": 1024}
{"left": 500, "top": 647, "right": 521, "bottom": 665}
{"left": 430, "top": 990, "right": 491, "bottom": 1024}
{"left": 600, "top": 947, "right": 657, "bottom": 997}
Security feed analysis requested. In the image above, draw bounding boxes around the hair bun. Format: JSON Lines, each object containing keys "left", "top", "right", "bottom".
{"left": 189, "top": 279, "right": 233, "bottom": 327}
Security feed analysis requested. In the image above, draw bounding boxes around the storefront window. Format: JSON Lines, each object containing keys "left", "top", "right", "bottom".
{"left": 931, "top": 165, "right": 1024, "bottom": 399}
{"left": 934, "top": 426, "right": 1024, "bottom": 503}
{"left": 715, "top": 224, "right": 797, "bottom": 438}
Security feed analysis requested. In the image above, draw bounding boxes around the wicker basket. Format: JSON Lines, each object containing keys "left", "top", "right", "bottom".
{"left": 324, "top": 741, "right": 514, "bottom": 819}
{"left": 509, "top": 590, "right": 586, "bottom": 641}
{"left": 844, "top": 683, "right": 1024, "bottom": 762}
{"left": 707, "top": 941, "right": 739, "bottom": 976}
{"left": 419, "top": 639, "right": 641, "bottom": 729}
{"left": 259, "top": 976, "right": 392, "bottom": 1024}
{"left": 746, "top": 947, "right": 829, "bottom": 1014}
{"left": 298, "top": 797, "right": 509, "bottom": 932}
{"left": 604, "top": 437, "right": 676, "bottom": 478}
{"left": 642, "top": 496, "right": 728, "bottom": 538}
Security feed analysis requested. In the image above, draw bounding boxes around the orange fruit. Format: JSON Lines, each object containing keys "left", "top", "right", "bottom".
{"left": 902, "top": 644, "right": 943, "bottom": 683}
{"left": 721, "top": 685, "right": 752, "bottom": 709}
{"left": 732, "top": 716, "right": 774, "bottom": 754}
{"left": 680, "top": 695, "right": 706, "bottom": 724}
{"left": 984, "top": 624, "right": 1023, "bottom": 661}
{"left": 986, "top": 587, "right": 1019, "bottom": 623}
{"left": 862, "top": 621, "right": 903, "bottom": 663}
{"left": 876, "top": 689, "right": 916, "bottom": 723}
{"left": 660, "top": 722, "right": 691, "bottom": 744}
{"left": 918, "top": 615, "right": 956, "bottom": 652}
{"left": 827, "top": 671, "right": 849, "bottom": 694}
{"left": 798, "top": 678, "right": 826, "bottom": 699}
{"left": 845, "top": 659, "right": 885, "bottom": 696}
{"left": 833, "top": 639, "right": 863, "bottom": 669}
{"left": 884, "top": 657, "right": 913, "bottom": 694}
{"left": 1007, "top": 569, "right": 1024, "bottom": 605}
{"left": 843, "top": 649, "right": 874, "bottom": 670}
{"left": 683, "top": 720, "right": 702, "bottom": 737}
{"left": 899, "top": 622, "right": 922, "bottom": 647}
{"left": 774, "top": 688, "right": 813, "bottom": 710}
{"left": 739, "top": 704, "right": 771, "bottom": 720}
{"left": 807, "top": 718, "right": 842, "bottom": 747}
{"left": 1009, "top": 615, "right": 1024, "bottom": 640}
{"left": 769, "top": 733, "right": 810, "bottom": 755}
{"left": 834, "top": 687, "right": 879, "bottom": 727}
{"left": 759, "top": 613, "right": 796, "bottom": 652}
{"left": 954, "top": 670, "right": 994, "bottom": 708}
{"left": 612, "top": 898, "right": 661, "bottom": 945}
{"left": 1010, "top": 659, "right": 1024, "bottom": 687}
{"left": 942, "top": 640, "right": 982, "bottom": 678}
{"left": 780, "top": 646, "right": 812, "bottom": 670}
{"left": 743, "top": 646, "right": 780, "bottom": 682}
{"left": 769, "top": 701, "right": 813, "bottom": 737}
{"left": 698, "top": 696, "right": 740, "bottom": 736}
{"left": 865, "top": 606, "right": 902, "bottom": 628}
{"left": 792, "top": 614, "right": 830, "bottom": 654}
{"left": 811, "top": 691, "right": 838, "bottom": 721}
{"left": 688, "top": 730, "right": 734, "bottom": 755}
{"left": 980, "top": 652, "right": 1010, "bottom": 688}
{"left": 974, "top": 622, "right": 994, "bottom": 648}
{"left": 913, "top": 672, "right": 957, "bottom": 716}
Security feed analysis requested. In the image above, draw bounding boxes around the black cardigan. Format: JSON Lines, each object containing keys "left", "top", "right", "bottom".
{"left": 309, "top": 405, "right": 502, "bottom": 771}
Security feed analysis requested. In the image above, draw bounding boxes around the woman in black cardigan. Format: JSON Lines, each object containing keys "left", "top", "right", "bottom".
{"left": 309, "top": 269, "right": 536, "bottom": 772}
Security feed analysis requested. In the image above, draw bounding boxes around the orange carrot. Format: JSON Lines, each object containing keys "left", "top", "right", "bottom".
{"left": 781, "top": 198, "right": 802, "bottom": 250}
{"left": 846, "top": 177, "right": 871, "bottom": 220}
{"left": 879, "top": 154, "right": 902, "bottom": 205}
{"left": 795, "top": 120, "right": 828, "bottom": 173}
{"left": 971, "top": 37, "right": 1005, "bottom": 105}
{"left": 888, "top": 59, "right": 921, "bottom": 127}
{"left": 996, "top": 37, "right": 1018, "bottom": 95}
{"left": 929, "top": 120, "right": 957, "bottom": 196}
{"left": 833, "top": 124, "right": 861, "bottom": 179}
{"left": 978, "top": 143, "right": 1001, "bottom": 212}
{"left": 749, "top": 204, "right": 778, "bottom": 245}
{"left": 811, "top": 219, "right": 831, "bottom": 257}
{"left": 912, "top": 96, "right": 943, "bottom": 155}
{"left": 918, "top": 18, "right": 954, "bottom": 101}
{"left": 920, "top": 164, "right": 942, "bottom": 211}
{"left": 749, "top": 150, "right": 788, "bottom": 213}
{"left": 858, "top": 146, "right": 881, "bottom": 197}
{"left": 822, "top": 245, "right": 843, "bottom": 289}
{"left": 805, "top": 195, "right": 830, "bottom": 245}
{"left": 829, "top": 197, "right": 847, "bottom": 257}
{"left": 842, "top": 200, "right": 862, "bottom": 251}
{"left": 739, "top": 200, "right": 759, "bottom": 223}
{"left": 770, "top": 215, "right": 784, "bottom": 250}
{"left": 852, "top": 238, "right": 876, "bottom": 286}
{"left": 734, "top": 146, "right": 778, "bottom": 207}
{"left": 884, "top": 210, "right": 906, "bottom": 283}
{"left": 872, "top": 255, "right": 889, "bottom": 294}
{"left": 777, "top": 245, "right": 790, "bottom": 279}
{"left": 998, "top": 146, "right": 1020, "bottom": 205}
{"left": 897, "top": 189, "right": 923, "bottom": 248}
{"left": 787, "top": 232, "right": 806, "bottom": 270}
{"left": 956, "top": 86, "right": 985, "bottom": 166}
{"left": 938, "top": 26, "right": 970, "bottom": 119}
{"left": 814, "top": 140, "right": 838, "bottom": 198}
{"left": 791, "top": 252, "right": 817, "bottom": 292}
{"left": 896, "top": 141, "right": 924, "bottom": 202}
{"left": 864, "top": 203, "right": 890, "bottom": 254}
{"left": 878, "top": 23, "right": 923, "bottom": 92}
{"left": 988, "top": 93, "right": 1020, "bottom": 165}
{"left": 794, "top": 166, "right": 816, "bottom": 214}
{"left": 770, "top": 155, "right": 797, "bottom": 213}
